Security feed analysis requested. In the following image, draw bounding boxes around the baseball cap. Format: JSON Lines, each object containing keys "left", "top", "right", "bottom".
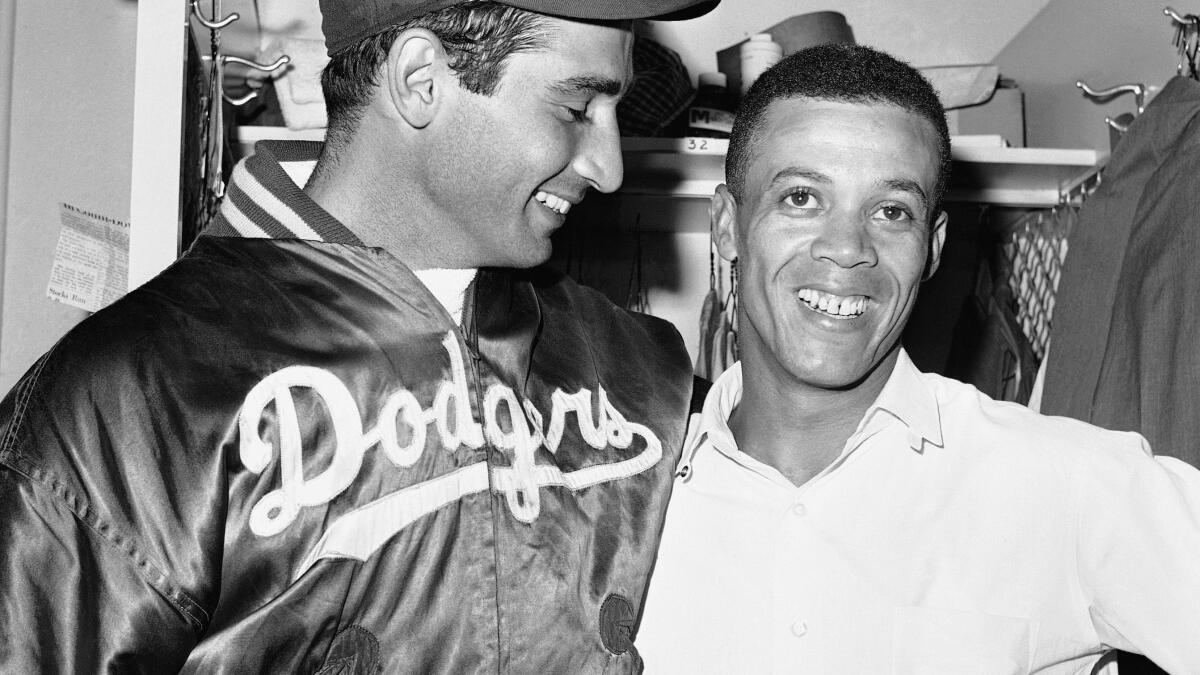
{"left": 320, "top": 0, "right": 721, "bottom": 55}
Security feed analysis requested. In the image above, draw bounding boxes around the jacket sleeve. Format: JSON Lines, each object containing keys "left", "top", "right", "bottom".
{"left": 0, "top": 370, "right": 199, "bottom": 672}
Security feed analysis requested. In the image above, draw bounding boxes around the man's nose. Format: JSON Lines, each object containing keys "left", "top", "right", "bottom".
{"left": 810, "top": 218, "right": 879, "bottom": 268}
{"left": 573, "top": 120, "right": 624, "bottom": 194}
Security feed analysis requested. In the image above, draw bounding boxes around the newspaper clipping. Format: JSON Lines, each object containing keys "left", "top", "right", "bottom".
{"left": 46, "top": 202, "right": 130, "bottom": 313}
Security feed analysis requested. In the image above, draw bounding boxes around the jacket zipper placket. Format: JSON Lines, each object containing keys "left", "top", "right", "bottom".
{"left": 459, "top": 282, "right": 507, "bottom": 674}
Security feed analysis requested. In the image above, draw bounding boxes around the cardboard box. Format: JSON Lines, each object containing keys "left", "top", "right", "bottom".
{"left": 950, "top": 87, "right": 1026, "bottom": 148}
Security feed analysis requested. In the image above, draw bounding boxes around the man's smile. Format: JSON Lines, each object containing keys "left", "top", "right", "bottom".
{"left": 796, "top": 287, "right": 869, "bottom": 319}
{"left": 534, "top": 190, "right": 574, "bottom": 215}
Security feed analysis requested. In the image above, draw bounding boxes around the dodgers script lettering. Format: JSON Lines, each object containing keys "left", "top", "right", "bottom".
{"left": 238, "top": 331, "right": 662, "bottom": 578}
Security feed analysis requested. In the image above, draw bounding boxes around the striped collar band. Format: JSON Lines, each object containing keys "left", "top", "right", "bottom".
{"left": 203, "top": 140, "right": 363, "bottom": 245}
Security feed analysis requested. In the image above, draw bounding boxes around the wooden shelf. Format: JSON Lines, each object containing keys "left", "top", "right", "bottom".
{"left": 945, "top": 144, "right": 1106, "bottom": 207}
{"left": 234, "top": 128, "right": 1108, "bottom": 209}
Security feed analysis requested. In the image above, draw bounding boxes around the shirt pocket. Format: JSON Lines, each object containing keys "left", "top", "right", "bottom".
{"left": 891, "top": 606, "right": 1034, "bottom": 675}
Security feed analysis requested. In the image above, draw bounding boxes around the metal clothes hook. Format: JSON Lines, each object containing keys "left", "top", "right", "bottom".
{"left": 189, "top": 0, "right": 239, "bottom": 30}
{"left": 218, "top": 55, "right": 292, "bottom": 104}
{"left": 1104, "top": 116, "right": 1130, "bottom": 134}
{"left": 223, "top": 91, "right": 259, "bottom": 106}
{"left": 1164, "top": 6, "right": 1192, "bottom": 23}
{"left": 1075, "top": 80, "right": 1146, "bottom": 115}
{"left": 223, "top": 54, "right": 291, "bottom": 73}
{"left": 1165, "top": 7, "right": 1200, "bottom": 78}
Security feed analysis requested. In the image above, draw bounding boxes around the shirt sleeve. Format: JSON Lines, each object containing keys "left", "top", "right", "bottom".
{"left": 1073, "top": 433, "right": 1200, "bottom": 673}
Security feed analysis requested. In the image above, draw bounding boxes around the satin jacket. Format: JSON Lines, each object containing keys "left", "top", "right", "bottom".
{"left": 0, "top": 142, "right": 693, "bottom": 673}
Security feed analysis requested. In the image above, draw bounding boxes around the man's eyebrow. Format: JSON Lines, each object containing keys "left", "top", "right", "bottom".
{"left": 550, "top": 75, "right": 626, "bottom": 98}
{"left": 768, "top": 167, "right": 833, "bottom": 188}
{"left": 879, "top": 178, "right": 929, "bottom": 209}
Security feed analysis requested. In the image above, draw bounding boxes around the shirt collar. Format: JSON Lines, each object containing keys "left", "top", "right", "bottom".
{"left": 865, "top": 349, "right": 944, "bottom": 453}
{"left": 676, "top": 363, "right": 740, "bottom": 476}
{"left": 679, "top": 349, "right": 945, "bottom": 476}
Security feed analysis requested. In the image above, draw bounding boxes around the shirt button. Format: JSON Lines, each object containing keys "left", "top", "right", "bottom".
{"left": 791, "top": 620, "right": 808, "bottom": 637}
{"left": 791, "top": 502, "right": 807, "bottom": 517}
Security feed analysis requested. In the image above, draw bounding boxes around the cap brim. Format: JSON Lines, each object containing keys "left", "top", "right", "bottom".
{"left": 504, "top": 0, "right": 720, "bottom": 21}
{"left": 323, "top": 0, "right": 721, "bottom": 55}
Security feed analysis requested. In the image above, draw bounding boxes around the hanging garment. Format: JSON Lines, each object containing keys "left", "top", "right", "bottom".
{"left": 946, "top": 257, "right": 1039, "bottom": 404}
{"left": 1086, "top": 76, "right": 1200, "bottom": 464}
{"left": 695, "top": 286, "right": 720, "bottom": 380}
{"left": 1041, "top": 76, "right": 1200, "bottom": 447}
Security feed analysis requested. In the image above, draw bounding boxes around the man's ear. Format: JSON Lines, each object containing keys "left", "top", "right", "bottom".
{"left": 711, "top": 184, "right": 740, "bottom": 263}
{"left": 923, "top": 210, "right": 949, "bottom": 280}
{"left": 384, "top": 29, "right": 444, "bottom": 129}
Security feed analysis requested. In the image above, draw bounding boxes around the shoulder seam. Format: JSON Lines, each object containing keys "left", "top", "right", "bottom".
{"left": 0, "top": 351, "right": 52, "bottom": 456}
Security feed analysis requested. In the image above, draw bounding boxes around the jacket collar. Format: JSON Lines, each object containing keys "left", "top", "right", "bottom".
{"left": 204, "top": 140, "right": 362, "bottom": 245}
{"left": 204, "top": 141, "right": 544, "bottom": 394}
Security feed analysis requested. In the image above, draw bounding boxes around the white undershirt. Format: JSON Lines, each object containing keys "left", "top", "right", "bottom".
{"left": 412, "top": 268, "right": 477, "bottom": 326}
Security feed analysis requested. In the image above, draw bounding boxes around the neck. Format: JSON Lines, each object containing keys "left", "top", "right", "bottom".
{"left": 304, "top": 121, "right": 448, "bottom": 270}
{"left": 729, "top": 350, "right": 897, "bottom": 486}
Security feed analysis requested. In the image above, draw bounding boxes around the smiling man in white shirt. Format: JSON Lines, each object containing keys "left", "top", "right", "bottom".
{"left": 635, "top": 43, "right": 1200, "bottom": 674}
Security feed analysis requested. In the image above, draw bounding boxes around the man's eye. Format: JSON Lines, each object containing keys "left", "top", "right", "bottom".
{"left": 785, "top": 189, "right": 814, "bottom": 207}
{"left": 877, "top": 205, "right": 912, "bottom": 221}
{"left": 565, "top": 106, "right": 588, "bottom": 122}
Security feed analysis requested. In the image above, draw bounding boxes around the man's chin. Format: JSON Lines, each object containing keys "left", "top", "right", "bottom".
{"left": 495, "top": 241, "right": 553, "bottom": 270}
{"left": 803, "top": 348, "right": 901, "bottom": 392}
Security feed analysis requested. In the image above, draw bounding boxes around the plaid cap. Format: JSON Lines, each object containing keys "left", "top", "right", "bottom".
{"left": 618, "top": 35, "right": 695, "bottom": 137}
{"left": 320, "top": 0, "right": 720, "bottom": 55}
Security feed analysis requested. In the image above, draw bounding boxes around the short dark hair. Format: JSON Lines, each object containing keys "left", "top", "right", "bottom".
{"left": 319, "top": 1, "right": 549, "bottom": 154}
{"left": 725, "top": 43, "right": 952, "bottom": 216}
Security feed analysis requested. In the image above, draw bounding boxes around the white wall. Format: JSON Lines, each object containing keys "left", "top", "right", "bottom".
{"left": 0, "top": 0, "right": 138, "bottom": 392}
{"left": 0, "top": 1, "right": 14, "bottom": 328}
{"left": 993, "top": 0, "right": 1181, "bottom": 152}
{"left": 651, "top": 0, "right": 1052, "bottom": 77}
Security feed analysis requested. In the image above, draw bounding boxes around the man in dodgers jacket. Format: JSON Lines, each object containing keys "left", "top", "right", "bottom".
{"left": 0, "top": 0, "right": 718, "bottom": 671}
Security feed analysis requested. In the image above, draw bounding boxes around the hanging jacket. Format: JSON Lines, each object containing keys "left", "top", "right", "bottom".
{"left": 0, "top": 141, "right": 694, "bottom": 673}
{"left": 1042, "top": 76, "right": 1200, "bottom": 465}
{"left": 1089, "top": 76, "right": 1200, "bottom": 464}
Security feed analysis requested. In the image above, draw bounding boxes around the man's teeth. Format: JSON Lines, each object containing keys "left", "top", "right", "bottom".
{"left": 797, "top": 288, "right": 868, "bottom": 318}
{"left": 535, "top": 191, "right": 572, "bottom": 215}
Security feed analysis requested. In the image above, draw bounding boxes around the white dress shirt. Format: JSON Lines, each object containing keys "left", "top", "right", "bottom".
{"left": 636, "top": 351, "right": 1200, "bottom": 674}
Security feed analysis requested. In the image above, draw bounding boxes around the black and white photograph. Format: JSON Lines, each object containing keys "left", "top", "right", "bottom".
{"left": 0, "top": 0, "right": 1197, "bottom": 672}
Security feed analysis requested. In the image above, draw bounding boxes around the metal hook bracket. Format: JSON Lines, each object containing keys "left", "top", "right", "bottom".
{"left": 1075, "top": 80, "right": 1146, "bottom": 115}
{"left": 223, "top": 54, "right": 292, "bottom": 73}
{"left": 218, "top": 55, "right": 292, "bottom": 104}
{"left": 189, "top": 0, "right": 238, "bottom": 30}
{"left": 1165, "top": 7, "right": 1200, "bottom": 78}
{"left": 1103, "top": 115, "right": 1130, "bottom": 134}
